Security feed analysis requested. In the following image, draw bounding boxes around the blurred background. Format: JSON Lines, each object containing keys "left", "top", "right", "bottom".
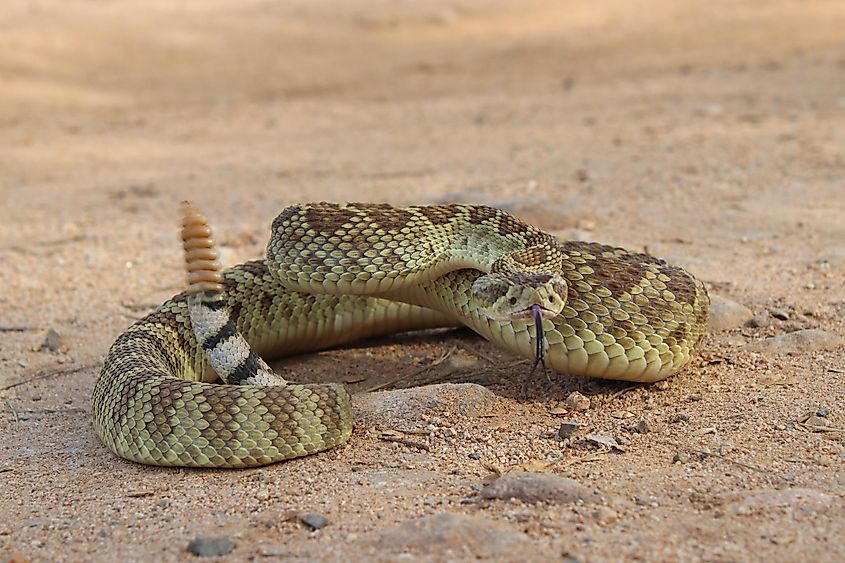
{"left": 3, "top": 0, "right": 843, "bottom": 218}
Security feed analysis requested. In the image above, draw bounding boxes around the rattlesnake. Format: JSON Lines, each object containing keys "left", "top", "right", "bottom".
{"left": 92, "top": 202, "right": 709, "bottom": 467}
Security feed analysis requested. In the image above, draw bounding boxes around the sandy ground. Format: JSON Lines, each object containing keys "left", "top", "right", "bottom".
{"left": 1, "top": 0, "right": 845, "bottom": 561}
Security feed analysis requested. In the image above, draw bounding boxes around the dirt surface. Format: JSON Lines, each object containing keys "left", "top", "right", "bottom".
{"left": 2, "top": 1, "right": 845, "bottom": 561}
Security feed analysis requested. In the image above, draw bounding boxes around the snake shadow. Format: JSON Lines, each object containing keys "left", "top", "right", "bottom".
{"left": 269, "top": 327, "right": 638, "bottom": 404}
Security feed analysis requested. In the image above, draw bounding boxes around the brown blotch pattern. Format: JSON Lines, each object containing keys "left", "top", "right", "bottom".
{"left": 304, "top": 204, "right": 358, "bottom": 233}
{"left": 415, "top": 205, "right": 456, "bottom": 226}
{"left": 370, "top": 206, "right": 415, "bottom": 232}
{"left": 467, "top": 205, "right": 500, "bottom": 225}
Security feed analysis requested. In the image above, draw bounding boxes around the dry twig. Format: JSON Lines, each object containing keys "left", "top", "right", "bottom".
{"left": 0, "top": 363, "right": 96, "bottom": 393}
{"left": 379, "top": 434, "right": 431, "bottom": 452}
{"left": 365, "top": 346, "right": 457, "bottom": 392}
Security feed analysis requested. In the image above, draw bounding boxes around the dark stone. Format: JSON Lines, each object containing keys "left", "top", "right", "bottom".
{"left": 768, "top": 308, "right": 790, "bottom": 320}
{"left": 630, "top": 419, "right": 650, "bottom": 434}
{"left": 301, "top": 514, "right": 328, "bottom": 530}
{"left": 38, "top": 329, "right": 62, "bottom": 353}
{"left": 670, "top": 412, "right": 690, "bottom": 423}
{"left": 186, "top": 536, "right": 235, "bottom": 557}
{"left": 558, "top": 421, "right": 581, "bottom": 439}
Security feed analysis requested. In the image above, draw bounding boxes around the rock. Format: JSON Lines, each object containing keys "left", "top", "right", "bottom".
{"left": 629, "top": 419, "right": 651, "bottom": 434}
{"left": 584, "top": 434, "right": 626, "bottom": 452}
{"left": 816, "top": 407, "right": 831, "bottom": 417}
{"left": 803, "top": 415, "right": 829, "bottom": 428}
{"left": 728, "top": 488, "right": 835, "bottom": 516}
{"left": 301, "top": 514, "right": 328, "bottom": 530}
{"left": 768, "top": 308, "right": 789, "bottom": 320}
{"left": 558, "top": 420, "right": 581, "bottom": 439}
{"left": 708, "top": 295, "right": 753, "bottom": 332}
{"left": 259, "top": 545, "right": 295, "bottom": 558}
{"left": 591, "top": 506, "right": 618, "bottom": 526}
{"left": 354, "top": 383, "right": 496, "bottom": 424}
{"left": 670, "top": 412, "right": 690, "bottom": 423}
{"left": 745, "top": 329, "right": 843, "bottom": 355}
{"left": 574, "top": 168, "right": 590, "bottom": 182}
{"left": 358, "top": 513, "right": 550, "bottom": 559}
{"left": 186, "top": 537, "right": 235, "bottom": 557}
{"left": 564, "top": 391, "right": 590, "bottom": 411}
{"left": 443, "top": 351, "right": 482, "bottom": 372}
{"left": 813, "top": 455, "right": 833, "bottom": 466}
{"left": 37, "top": 329, "right": 63, "bottom": 353}
{"left": 672, "top": 451, "right": 691, "bottom": 464}
{"left": 746, "top": 313, "right": 771, "bottom": 328}
{"left": 480, "top": 472, "right": 602, "bottom": 504}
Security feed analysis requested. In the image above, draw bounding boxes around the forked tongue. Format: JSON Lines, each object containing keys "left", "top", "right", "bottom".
{"left": 530, "top": 304, "right": 547, "bottom": 376}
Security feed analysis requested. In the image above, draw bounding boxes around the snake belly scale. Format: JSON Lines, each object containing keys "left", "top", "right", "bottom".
{"left": 92, "top": 202, "right": 709, "bottom": 467}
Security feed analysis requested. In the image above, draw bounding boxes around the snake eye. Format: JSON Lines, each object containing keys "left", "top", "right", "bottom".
{"left": 548, "top": 296, "right": 556, "bottom": 303}
{"left": 509, "top": 297, "right": 518, "bottom": 306}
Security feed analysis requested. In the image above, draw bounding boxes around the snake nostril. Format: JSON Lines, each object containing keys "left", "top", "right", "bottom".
{"left": 509, "top": 297, "right": 518, "bottom": 305}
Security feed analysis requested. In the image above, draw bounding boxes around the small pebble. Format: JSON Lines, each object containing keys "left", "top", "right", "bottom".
{"left": 38, "top": 329, "right": 63, "bottom": 353}
{"left": 584, "top": 434, "right": 626, "bottom": 452}
{"left": 558, "top": 421, "right": 581, "bottom": 439}
{"left": 630, "top": 419, "right": 650, "bottom": 434}
{"left": 592, "top": 506, "right": 618, "bottom": 526}
{"left": 804, "top": 416, "right": 829, "bottom": 428}
{"left": 708, "top": 295, "right": 753, "bottom": 331}
{"left": 260, "top": 546, "right": 291, "bottom": 558}
{"left": 746, "top": 313, "right": 771, "bottom": 328}
{"left": 564, "top": 391, "right": 590, "bottom": 411}
{"left": 186, "top": 537, "right": 235, "bottom": 557}
{"left": 687, "top": 394, "right": 702, "bottom": 402}
{"left": 816, "top": 407, "right": 831, "bottom": 417}
{"left": 813, "top": 455, "right": 832, "bottom": 467}
{"left": 670, "top": 412, "right": 690, "bottom": 423}
{"left": 468, "top": 453, "right": 480, "bottom": 460}
{"left": 672, "top": 452, "right": 691, "bottom": 464}
{"left": 301, "top": 514, "right": 328, "bottom": 530}
{"left": 768, "top": 308, "right": 789, "bottom": 320}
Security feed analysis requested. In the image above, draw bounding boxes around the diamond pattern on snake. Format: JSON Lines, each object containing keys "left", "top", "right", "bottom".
{"left": 92, "top": 202, "right": 709, "bottom": 467}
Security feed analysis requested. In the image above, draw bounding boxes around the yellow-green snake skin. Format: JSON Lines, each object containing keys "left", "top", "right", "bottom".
{"left": 92, "top": 203, "right": 709, "bottom": 467}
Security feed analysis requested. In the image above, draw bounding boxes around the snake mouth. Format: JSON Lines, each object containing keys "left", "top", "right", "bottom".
{"left": 513, "top": 305, "right": 558, "bottom": 322}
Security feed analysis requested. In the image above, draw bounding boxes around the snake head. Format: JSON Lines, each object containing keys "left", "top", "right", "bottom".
{"left": 470, "top": 272, "right": 567, "bottom": 322}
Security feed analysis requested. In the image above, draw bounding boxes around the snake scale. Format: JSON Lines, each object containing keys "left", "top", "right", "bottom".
{"left": 92, "top": 202, "right": 709, "bottom": 467}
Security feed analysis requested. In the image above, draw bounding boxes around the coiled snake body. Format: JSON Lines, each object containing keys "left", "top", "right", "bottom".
{"left": 93, "top": 203, "right": 709, "bottom": 467}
